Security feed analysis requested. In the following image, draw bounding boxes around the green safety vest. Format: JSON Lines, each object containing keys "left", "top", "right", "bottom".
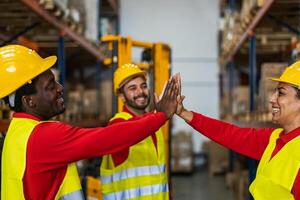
{"left": 1, "top": 117, "right": 83, "bottom": 200}
{"left": 249, "top": 128, "right": 300, "bottom": 200}
{"left": 100, "top": 112, "right": 169, "bottom": 200}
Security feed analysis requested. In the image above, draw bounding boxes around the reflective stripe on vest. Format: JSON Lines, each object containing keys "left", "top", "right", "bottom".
{"left": 55, "top": 162, "right": 83, "bottom": 200}
{"left": 249, "top": 128, "right": 300, "bottom": 200}
{"left": 59, "top": 190, "right": 84, "bottom": 200}
{"left": 101, "top": 164, "right": 166, "bottom": 184}
{"left": 2, "top": 118, "right": 83, "bottom": 199}
{"left": 100, "top": 111, "right": 169, "bottom": 200}
{"left": 103, "top": 183, "right": 169, "bottom": 200}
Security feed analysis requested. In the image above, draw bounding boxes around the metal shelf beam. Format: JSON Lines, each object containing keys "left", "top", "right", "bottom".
{"left": 20, "top": 0, "right": 105, "bottom": 61}
{"left": 221, "top": 0, "right": 274, "bottom": 66}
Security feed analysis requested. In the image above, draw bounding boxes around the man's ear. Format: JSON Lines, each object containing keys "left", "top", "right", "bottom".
{"left": 21, "top": 95, "right": 35, "bottom": 108}
{"left": 119, "top": 93, "right": 126, "bottom": 103}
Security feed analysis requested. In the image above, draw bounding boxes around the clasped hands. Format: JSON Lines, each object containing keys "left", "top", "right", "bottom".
{"left": 155, "top": 73, "right": 190, "bottom": 120}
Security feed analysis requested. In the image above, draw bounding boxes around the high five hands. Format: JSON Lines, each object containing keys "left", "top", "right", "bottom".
{"left": 174, "top": 74, "right": 193, "bottom": 122}
{"left": 156, "top": 74, "right": 179, "bottom": 119}
{"left": 156, "top": 73, "right": 193, "bottom": 121}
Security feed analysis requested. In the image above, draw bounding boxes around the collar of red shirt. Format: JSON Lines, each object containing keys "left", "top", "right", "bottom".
{"left": 13, "top": 112, "right": 41, "bottom": 121}
{"left": 123, "top": 105, "right": 146, "bottom": 117}
{"left": 279, "top": 126, "right": 300, "bottom": 144}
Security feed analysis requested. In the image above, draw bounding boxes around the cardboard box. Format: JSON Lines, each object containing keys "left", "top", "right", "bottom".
{"left": 258, "top": 63, "right": 287, "bottom": 111}
{"left": 171, "top": 131, "right": 193, "bottom": 173}
{"left": 232, "top": 86, "right": 249, "bottom": 115}
{"left": 82, "top": 89, "right": 98, "bottom": 118}
{"left": 99, "top": 80, "right": 113, "bottom": 121}
{"left": 206, "top": 141, "right": 229, "bottom": 176}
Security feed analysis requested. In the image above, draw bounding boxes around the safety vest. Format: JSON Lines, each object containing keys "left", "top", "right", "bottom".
{"left": 249, "top": 128, "right": 300, "bottom": 200}
{"left": 100, "top": 112, "right": 169, "bottom": 200}
{"left": 1, "top": 117, "right": 83, "bottom": 200}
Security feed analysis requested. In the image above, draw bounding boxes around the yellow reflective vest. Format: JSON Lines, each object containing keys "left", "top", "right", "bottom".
{"left": 100, "top": 112, "right": 169, "bottom": 200}
{"left": 1, "top": 117, "right": 83, "bottom": 200}
{"left": 249, "top": 128, "right": 300, "bottom": 200}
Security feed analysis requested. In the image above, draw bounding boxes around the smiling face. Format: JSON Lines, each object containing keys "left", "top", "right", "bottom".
{"left": 269, "top": 82, "right": 300, "bottom": 128}
{"left": 120, "top": 75, "right": 150, "bottom": 115}
{"left": 24, "top": 69, "right": 65, "bottom": 120}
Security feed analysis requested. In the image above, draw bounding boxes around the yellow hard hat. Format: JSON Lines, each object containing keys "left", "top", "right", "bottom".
{"left": 0, "top": 44, "right": 57, "bottom": 98}
{"left": 113, "top": 63, "right": 146, "bottom": 94}
{"left": 272, "top": 61, "right": 300, "bottom": 88}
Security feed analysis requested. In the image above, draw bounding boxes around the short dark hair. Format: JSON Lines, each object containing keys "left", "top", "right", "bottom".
{"left": 117, "top": 86, "right": 124, "bottom": 94}
{"left": 4, "top": 78, "right": 38, "bottom": 112}
{"left": 117, "top": 75, "right": 147, "bottom": 95}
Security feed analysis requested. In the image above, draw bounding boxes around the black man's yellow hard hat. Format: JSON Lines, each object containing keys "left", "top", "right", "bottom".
{"left": 0, "top": 45, "right": 57, "bottom": 98}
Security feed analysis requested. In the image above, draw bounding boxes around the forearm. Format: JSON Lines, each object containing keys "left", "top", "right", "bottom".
{"left": 186, "top": 111, "right": 272, "bottom": 160}
{"left": 77, "top": 112, "right": 166, "bottom": 159}
{"left": 34, "top": 112, "right": 166, "bottom": 164}
{"left": 178, "top": 108, "right": 193, "bottom": 122}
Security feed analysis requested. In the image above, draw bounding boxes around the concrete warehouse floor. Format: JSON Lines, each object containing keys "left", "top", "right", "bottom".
{"left": 172, "top": 169, "right": 234, "bottom": 200}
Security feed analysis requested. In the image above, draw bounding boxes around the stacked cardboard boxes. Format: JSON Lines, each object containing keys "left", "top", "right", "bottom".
{"left": 205, "top": 141, "right": 229, "bottom": 176}
{"left": 226, "top": 169, "right": 249, "bottom": 200}
{"left": 232, "top": 86, "right": 249, "bottom": 115}
{"left": 64, "top": 80, "right": 113, "bottom": 125}
{"left": 258, "top": 63, "right": 287, "bottom": 113}
{"left": 225, "top": 155, "right": 249, "bottom": 200}
{"left": 171, "top": 131, "right": 193, "bottom": 173}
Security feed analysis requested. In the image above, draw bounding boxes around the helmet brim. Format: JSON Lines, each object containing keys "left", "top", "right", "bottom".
{"left": 271, "top": 77, "right": 300, "bottom": 89}
{"left": 271, "top": 77, "right": 281, "bottom": 82}
{"left": 40, "top": 56, "right": 57, "bottom": 75}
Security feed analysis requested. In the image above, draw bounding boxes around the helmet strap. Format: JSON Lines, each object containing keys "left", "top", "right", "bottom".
{"left": 8, "top": 92, "right": 16, "bottom": 107}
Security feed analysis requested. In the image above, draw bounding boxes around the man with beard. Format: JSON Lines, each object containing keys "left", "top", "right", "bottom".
{"left": 100, "top": 64, "right": 170, "bottom": 200}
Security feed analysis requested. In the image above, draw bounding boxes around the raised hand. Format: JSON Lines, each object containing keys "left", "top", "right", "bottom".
{"left": 173, "top": 74, "right": 193, "bottom": 122}
{"left": 156, "top": 76, "right": 179, "bottom": 119}
{"left": 173, "top": 73, "right": 185, "bottom": 115}
{"left": 176, "top": 95, "right": 185, "bottom": 115}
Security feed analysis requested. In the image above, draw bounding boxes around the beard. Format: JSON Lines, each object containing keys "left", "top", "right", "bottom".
{"left": 123, "top": 93, "right": 150, "bottom": 110}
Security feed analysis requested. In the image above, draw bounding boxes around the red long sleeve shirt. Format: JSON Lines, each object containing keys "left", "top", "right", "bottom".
{"left": 188, "top": 112, "right": 300, "bottom": 199}
{"left": 10, "top": 112, "right": 166, "bottom": 200}
{"left": 108, "top": 106, "right": 158, "bottom": 166}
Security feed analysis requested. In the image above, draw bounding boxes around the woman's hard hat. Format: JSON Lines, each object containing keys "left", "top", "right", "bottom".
{"left": 0, "top": 45, "right": 57, "bottom": 98}
{"left": 113, "top": 64, "right": 146, "bottom": 94}
{"left": 272, "top": 61, "right": 300, "bottom": 88}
